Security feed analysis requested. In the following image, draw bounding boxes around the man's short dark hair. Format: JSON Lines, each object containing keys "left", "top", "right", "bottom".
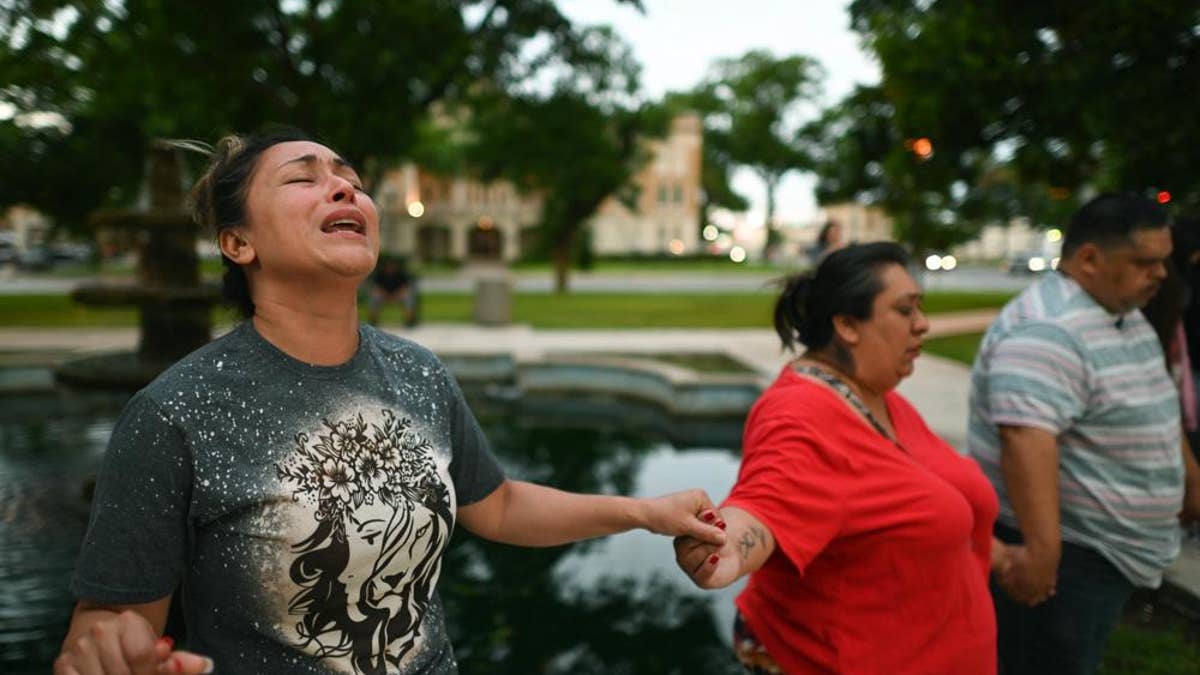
{"left": 1061, "top": 192, "right": 1169, "bottom": 257}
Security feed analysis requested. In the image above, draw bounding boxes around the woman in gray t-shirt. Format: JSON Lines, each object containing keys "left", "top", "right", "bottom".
{"left": 55, "top": 129, "right": 728, "bottom": 675}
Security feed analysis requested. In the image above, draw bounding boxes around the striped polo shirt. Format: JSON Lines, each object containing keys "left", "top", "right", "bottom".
{"left": 967, "top": 271, "right": 1184, "bottom": 587}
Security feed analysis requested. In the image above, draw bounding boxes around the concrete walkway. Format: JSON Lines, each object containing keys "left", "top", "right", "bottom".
{"left": 1, "top": 309, "right": 1196, "bottom": 611}
{"left": 0, "top": 309, "right": 998, "bottom": 440}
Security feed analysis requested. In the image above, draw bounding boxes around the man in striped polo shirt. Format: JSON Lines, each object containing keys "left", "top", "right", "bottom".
{"left": 968, "top": 192, "right": 1200, "bottom": 675}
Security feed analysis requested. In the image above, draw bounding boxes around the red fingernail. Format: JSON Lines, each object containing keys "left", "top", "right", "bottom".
{"left": 716, "top": 521, "right": 727, "bottom": 530}
{"left": 709, "top": 554, "right": 720, "bottom": 565}
{"left": 172, "top": 656, "right": 183, "bottom": 674}
{"left": 703, "top": 512, "right": 716, "bottom": 522}
{"left": 158, "top": 636, "right": 175, "bottom": 650}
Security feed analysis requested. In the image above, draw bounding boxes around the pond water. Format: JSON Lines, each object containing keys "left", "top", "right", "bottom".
{"left": 0, "top": 384, "right": 747, "bottom": 675}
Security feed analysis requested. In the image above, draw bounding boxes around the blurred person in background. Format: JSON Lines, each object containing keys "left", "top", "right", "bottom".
{"left": 367, "top": 255, "right": 419, "bottom": 328}
{"left": 806, "top": 219, "right": 845, "bottom": 266}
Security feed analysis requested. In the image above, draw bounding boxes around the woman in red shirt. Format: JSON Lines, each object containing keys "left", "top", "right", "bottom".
{"left": 676, "top": 243, "right": 1016, "bottom": 674}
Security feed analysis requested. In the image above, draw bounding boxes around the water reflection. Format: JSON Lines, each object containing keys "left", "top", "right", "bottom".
{"left": 0, "top": 386, "right": 746, "bottom": 674}
{"left": 0, "top": 391, "right": 125, "bottom": 672}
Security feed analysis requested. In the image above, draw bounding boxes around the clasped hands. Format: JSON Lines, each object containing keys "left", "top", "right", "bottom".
{"left": 992, "top": 541, "right": 1058, "bottom": 607}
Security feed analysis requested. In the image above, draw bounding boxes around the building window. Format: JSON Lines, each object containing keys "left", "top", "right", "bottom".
{"left": 657, "top": 185, "right": 668, "bottom": 205}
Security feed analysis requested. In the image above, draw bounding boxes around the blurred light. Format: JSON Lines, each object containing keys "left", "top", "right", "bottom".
{"left": 669, "top": 239, "right": 685, "bottom": 255}
{"left": 1028, "top": 257, "right": 1047, "bottom": 272}
{"left": 1046, "top": 228, "right": 1062, "bottom": 242}
{"left": 1050, "top": 256, "right": 1060, "bottom": 270}
{"left": 925, "top": 254, "right": 943, "bottom": 271}
{"left": 729, "top": 246, "right": 747, "bottom": 263}
{"left": 406, "top": 201, "right": 425, "bottom": 218}
{"left": 478, "top": 215, "right": 494, "bottom": 230}
{"left": 912, "top": 137, "right": 933, "bottom": 160}
{"left": 940, "top": 255, "right": 958, "bottom": 271}
{"left": 1157, "top": 191, "right": 1171, "bottom": 204}
{"left": 702, "top": 225, "right": 719, "bottom": 241}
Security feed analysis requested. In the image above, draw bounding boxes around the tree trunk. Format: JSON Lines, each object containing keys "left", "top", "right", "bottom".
{"left": 552, "top": 234, "right": 573, "bottom": 294}
{"left": 762, "top": 175, "right": 779, "bottom": 261}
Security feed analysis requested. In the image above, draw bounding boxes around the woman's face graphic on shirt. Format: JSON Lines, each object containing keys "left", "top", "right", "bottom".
{"left": 339, "top": 499, "right": 442, "bottom": 624}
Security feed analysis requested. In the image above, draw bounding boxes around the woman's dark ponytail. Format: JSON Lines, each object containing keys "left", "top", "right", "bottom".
{"left": 774, "top": 274, "right": 812, "bottom": 352}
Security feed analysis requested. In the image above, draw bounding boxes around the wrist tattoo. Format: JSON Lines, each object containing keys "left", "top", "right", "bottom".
{"left": 738, "top": 525, "right": 766, "bottom": 559}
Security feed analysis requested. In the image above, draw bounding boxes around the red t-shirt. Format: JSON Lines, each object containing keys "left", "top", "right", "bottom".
{"left": 724, "top": 367, "right": 998, "bottom": 674}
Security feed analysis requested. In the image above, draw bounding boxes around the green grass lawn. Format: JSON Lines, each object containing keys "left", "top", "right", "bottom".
{"left": 1104, "top": 623, "right": 1200, "bottom": 674}
{"left": 922, "top": 331, "right": 985, "bottom": 366}
{"left": 0, "top": 291, "right": 1015, "bottom": 329}
{"left": 508, "top": 258, "right": 783, "bottom": 274}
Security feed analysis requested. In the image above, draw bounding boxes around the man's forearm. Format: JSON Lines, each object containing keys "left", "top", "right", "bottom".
{"left": 998, "top": 425, "right": 1062, "bottom": 562}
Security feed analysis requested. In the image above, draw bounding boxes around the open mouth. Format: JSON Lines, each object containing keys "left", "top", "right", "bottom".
{"left": 321, "top": 218, "right": 366, "bottom": 235}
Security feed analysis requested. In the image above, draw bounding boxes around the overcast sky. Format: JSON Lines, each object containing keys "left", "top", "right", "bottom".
{"left": 558, "top": 0, "right": 881, "bottom": 226}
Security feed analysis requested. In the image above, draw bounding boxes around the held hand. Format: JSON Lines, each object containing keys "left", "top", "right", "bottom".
{"left": 54, "top": 610, "right": 213, "bottom": 675}
{"left": 674, "top": 530, "right": 742, "bottom": 590}
{"left": 640, "top": 490, "right": 727, "bottom": 546}
{"left": 990, "top": 539, "right": 1013, "bottom": 577}
{"left": 996, "top": 545, "right": 1057, "bottom": 607}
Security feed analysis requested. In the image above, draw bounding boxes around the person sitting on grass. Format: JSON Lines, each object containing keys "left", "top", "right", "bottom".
{"left": 367, "top": 255, "right": 418, "bottom": 328}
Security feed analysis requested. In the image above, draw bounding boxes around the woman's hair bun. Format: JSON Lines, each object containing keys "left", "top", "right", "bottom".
{"left": 774, "top": 273, "right": 813, "bottom": 352}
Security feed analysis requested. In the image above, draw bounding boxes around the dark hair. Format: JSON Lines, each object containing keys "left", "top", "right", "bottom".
{"left": 774, "top": 241, "right": 910, "bottom": 354}
{"left": 1143, "top": 218, "right": 1200, "bottom": 362}
{"left": 817, "top": 219, "right": 840, "bottom": 247}
{"left": 1172, "top": 216, "right": 1200, "bottom": 275}
{"left": 1061, "top": 192, "right": 1169, "bottom": 258}
{"left": 185, "top": 126, "right": 317, "bottom": 318}
{"left": 1140, "top": 256, "right": 1184, "bottom": 358}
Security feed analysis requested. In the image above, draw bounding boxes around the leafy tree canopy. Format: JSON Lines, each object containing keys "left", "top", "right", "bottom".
{"left": 0, "top": 0, "right": 640, "bottom": 228}
{"left": 463, "top": 24, "right": 650, "bottom": 291}
{"left": 848, "top": 0, "right": 1200, "bottom": 215}
{"left": 689, "top": 50, "right": 824, "bottom": 257}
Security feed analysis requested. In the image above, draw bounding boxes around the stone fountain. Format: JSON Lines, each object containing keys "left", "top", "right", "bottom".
{"left": 54, "top": 141, "right": 219, "bottom": 389}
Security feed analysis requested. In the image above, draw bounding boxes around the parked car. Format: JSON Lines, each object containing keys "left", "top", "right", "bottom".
{"left": 1008, "top": 251, "right": 1059, "bottom": 275}
{"left": 16, "top": 246, "right": 53, "bottom": 271}
{"left": 49, "top": 242, "right": 95, "bottom": 263}
{"left": 0, "top": 232, "right": 16, "bottom": 265}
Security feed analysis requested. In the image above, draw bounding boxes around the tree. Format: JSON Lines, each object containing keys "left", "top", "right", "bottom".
{"left": 847, "top": 0, "right": 1200, "bottom": 214}
{"left": 811, "top": 84, "right": 1011, "bottom": 256}
{"left": 0, "top": 0, "right": 640, "bottom": 229}
{"left": 692, "top": 51, "right": 824, "bottom": 259}
{"left": 651, "top": 91, "right": 747, "bottom": 240}
{"left": 464, "top": 25, "right": 653, "bottom": 293}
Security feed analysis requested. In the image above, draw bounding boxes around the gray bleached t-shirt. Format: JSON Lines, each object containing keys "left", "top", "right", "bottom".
{"left": 71, "top": 322, "right": 505, "bottom": 674}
